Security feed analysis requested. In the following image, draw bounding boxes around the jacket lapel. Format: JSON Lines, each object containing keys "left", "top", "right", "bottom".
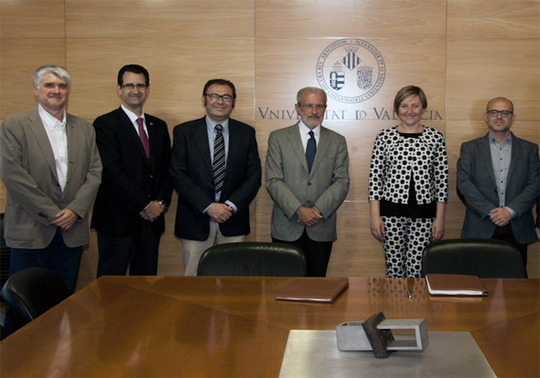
{"left": 287, "top": 123, "right": 309, "bottom": 174}
{"left": 194, "top": 118, "right": 213, "bottom": 177}
{"left": 480, "top": 133, "right": 497, "bottom": 188}
{"left": 117, "top": 108, "right": 150, "bottom": 167}
{"left": 27, "top": 109, "right": 59, "bottom": 185}
{"left": 310, "top": 126, "right": 330, "bottom": 176}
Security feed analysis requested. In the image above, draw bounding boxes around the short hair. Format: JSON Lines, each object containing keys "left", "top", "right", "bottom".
{"left": 296, "top": 87, "right": 327, "bottom": 105}
{"left": 32, "top": 65, "right": 71, "bottom": 88}
{"left": 203, "top": 79, "right": 236, "bottom": 98}
{"left": 117, "top": 64, "right": 150, "bottom": 86}
{"left": 393, "top": 85, "right": 428, "bottom": 114}
{"left": 486, "top": 97, "right": 514, "bottom": 113}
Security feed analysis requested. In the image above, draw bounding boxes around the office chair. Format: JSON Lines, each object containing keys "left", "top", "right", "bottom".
{"left": 197, "top": 242, "right": 307, "bottom": 277}
{"left": 1, "top": 267, "right": 72, "bottom": 328}
{"left": 422, "top": 238, "right": 527, "bottom": 278}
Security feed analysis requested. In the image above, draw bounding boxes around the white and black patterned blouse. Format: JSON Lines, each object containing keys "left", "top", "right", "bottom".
{"left": 369, "top": 125, "right": 448, "bottom": 207}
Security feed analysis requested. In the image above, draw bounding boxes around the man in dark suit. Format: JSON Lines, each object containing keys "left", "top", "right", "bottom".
{"left": 92, "top": 64, "right": 172, "bottom": 277}
{"left": 0, "top": 64, "right": 102, "bottom": 333}
{"left": 457, "top": 97, "right": 539, "bottom": 266}
{"left": 265, "top": 87, "right": 350, "bottom": 277}
{"left": 169, "top": 79, "right": 261, "bottom": 276}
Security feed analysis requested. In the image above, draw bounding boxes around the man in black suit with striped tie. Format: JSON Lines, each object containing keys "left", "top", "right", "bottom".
{"left": 169, "top": 79, "right": 261, "bottom": 276}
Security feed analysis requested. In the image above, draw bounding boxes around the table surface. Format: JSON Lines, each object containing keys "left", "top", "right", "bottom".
{"left": 1, "top": 276, "right": 538, "bottom": 377}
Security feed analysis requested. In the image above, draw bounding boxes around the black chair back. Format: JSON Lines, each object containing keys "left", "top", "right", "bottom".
{"left": 197, "top": 242, "right": 307, "bottom": 277}
{"left": 422, "top": 238, "right": 527, "bottom": 278}
{"left": 1, "top": 267, "right": 71, "bottom": 326}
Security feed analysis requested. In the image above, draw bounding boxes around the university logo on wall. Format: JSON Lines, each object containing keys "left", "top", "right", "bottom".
{"left": 316, "top": 39, "right": 386, "bottom": 103}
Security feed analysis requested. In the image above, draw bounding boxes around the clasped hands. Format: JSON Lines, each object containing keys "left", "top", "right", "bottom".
{"left": 207, "top": 203, "right": 234, "bottom": 223}
{"left": 296, "top": 205, "right": 322, "bottom": 227}
{"left": 489, "top": 207, "right": 511, "bottom": 227}
{"left": 140, "top": 200, "right": 165, "bottom": 222}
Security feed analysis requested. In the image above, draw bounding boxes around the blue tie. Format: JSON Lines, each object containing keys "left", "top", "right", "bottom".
{"left": 306, "top": 130, "right": 316, "bottom": 172}
{"left": 213, "top": 124, "right": 225, "bottom": 193}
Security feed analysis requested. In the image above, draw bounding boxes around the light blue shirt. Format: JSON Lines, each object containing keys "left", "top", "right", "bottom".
{"left": 489, "top": 132, "right": 516, "bottom": 218}
{"left": 203, "top": 116, "right": 237, "bottom": 213}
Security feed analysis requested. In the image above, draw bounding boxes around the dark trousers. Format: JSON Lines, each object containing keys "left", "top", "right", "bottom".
{"left": 96, "top": 221, "right": 160, "bottom": 278}
{"left": 6, "top": 228, "right": 82, "bottom": 334}
{"left": 492, "top": 224, "right": 528, "bottom": 266}
{"left": 273, "top": 229, "right": 333, "bottom": 277}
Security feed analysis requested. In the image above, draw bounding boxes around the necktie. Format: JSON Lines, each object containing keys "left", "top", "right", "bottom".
{"left": 306, "top": 130, "right": 316, "bottom": 172}
{"left": 213, "top": 124, "right": 225, "bottom": 193}
{"left": 137, "top": 117, "right": 150, "bottom": 162}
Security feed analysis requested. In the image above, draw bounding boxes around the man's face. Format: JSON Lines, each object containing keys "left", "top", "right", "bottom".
{"left": 202, "top": 83, "right": 235, "bottom": 123}
{"left": 295, "top": 92, "right": 327, "bottom": 129}
{"left": 34, "top": 73, "right": 69, "bottom": 114}
{"left": 116, "top": 72, "right": 150, "bottom": 112}
{"left": 484, "top": 98, "right": 515, "bottom": 135}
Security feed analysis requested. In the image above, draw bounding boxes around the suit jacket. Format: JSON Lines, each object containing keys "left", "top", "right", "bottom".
{"left": 265, "top": 123, "right": 350, "bottom": 242}
{"left": 457, "top": 132, "right": 539, "bottom": 244}
{"left": 169, "top": 117, "right": 261, "bottom": 240}
{"left": 0, "top": 107, "right": 102, "bottom": 248}
{"left": 91, "top": 107, "right": 172, "bottom": 236}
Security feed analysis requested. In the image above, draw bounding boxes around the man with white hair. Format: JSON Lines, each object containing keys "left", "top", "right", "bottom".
{"left": 0, "top": 64, "right": 102, "bottom": 294}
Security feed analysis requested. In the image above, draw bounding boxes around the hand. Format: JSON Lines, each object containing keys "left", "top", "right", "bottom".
{"left": 140, "top": 201, "right": 164, "bottom": 222}
{"left": 431, "top": 217, "right": 445, "bottom": 242}
{"left": 536, "top": 227, "right": 540, "bottom": 240}
{"left": 370, "top": 215, "right": 385, "bottom": 241}
{"left": 489, "top": 207, "right": 511, "bottom": 227}
{"left": 51, "top": 208, "right": 78, "bottom": 231}
{"left": 207, "top": 203, "right": 233, "bottom": 223}
{"left": 296, "top": 206, "right": 323, "bottom": 227}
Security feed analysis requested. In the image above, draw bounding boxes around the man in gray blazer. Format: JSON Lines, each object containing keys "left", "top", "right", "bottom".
{"left": 266, "top": 87, "right": 349, "bottom": 277}
{"left": 457, "top": 97, "right": 539, "bottom": 266}
{"left": 0, "top": 65, "right": 102, "bottom": 293}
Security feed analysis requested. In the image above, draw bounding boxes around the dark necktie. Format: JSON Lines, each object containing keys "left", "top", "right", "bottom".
{"left": 306, "top": 130, "right": 316, "bottom": 172}
{"left": 213, "top": 124, "right": 225, "bottom": 193}
{"left": 137, "top": 117, "right": 150, "bottom": 162}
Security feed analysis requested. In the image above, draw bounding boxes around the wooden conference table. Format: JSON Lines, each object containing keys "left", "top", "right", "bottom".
{"left": 0, "top": 276, "right": 538, "bottom": 377}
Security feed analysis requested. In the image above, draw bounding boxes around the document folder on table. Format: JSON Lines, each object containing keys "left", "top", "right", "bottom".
{"left": 276, "top": 278, "right": 348, "bottom": 303}
{"left": 425, "top": 274, "right": 488, "bottom": 296}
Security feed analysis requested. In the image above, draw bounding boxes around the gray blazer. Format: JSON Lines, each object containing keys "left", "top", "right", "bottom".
{"left": 0, "top": 107, "right": 102, "bottom": 248}
{"left": 265, "top": 123, "right": 349, "bottom": 242}
{"left": 457, "top": 132, "right": 539, "bottom": 244}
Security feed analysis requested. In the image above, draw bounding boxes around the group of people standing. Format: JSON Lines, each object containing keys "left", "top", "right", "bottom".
{"left": 369, "top": 88, "right": 539, "bottom": 278}
{"left": 0, "top": 64, "right": 538, "bottom": 303}
{"left": 0, "top": 63, "right": 350, "bottom": 297}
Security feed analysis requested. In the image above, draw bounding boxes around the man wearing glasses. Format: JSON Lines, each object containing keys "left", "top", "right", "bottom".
{"left": 92, "top": 64, "right": 172, "bottom": 277}
{"left": 169, "top": 79, "right": 261, "bottom": 276}
{"left": 457, "top": 97, "right": 539, "bottom": 267}
{"left": 265, "top": 87, "right": 350, "bottom": 277}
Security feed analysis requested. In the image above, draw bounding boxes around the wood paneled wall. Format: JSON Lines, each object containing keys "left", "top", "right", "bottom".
{"left": 1, "top": 0, "right": 538, "bottom": 288}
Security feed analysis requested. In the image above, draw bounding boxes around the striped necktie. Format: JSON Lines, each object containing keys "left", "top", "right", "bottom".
{"left": 213, "top": 124, "right": 225, "bottom": 193}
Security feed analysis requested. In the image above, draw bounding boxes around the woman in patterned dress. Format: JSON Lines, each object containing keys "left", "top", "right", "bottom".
{"left": 368, "top": 86, "right": 448, "bottom": 277}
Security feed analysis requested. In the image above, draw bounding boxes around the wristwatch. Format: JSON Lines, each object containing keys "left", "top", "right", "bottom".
{"left": 157, "top": 199, "right": 167, "bottom": 210}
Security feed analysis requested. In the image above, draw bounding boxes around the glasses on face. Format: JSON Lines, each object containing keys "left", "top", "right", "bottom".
{"left": 122, "top": 83, "right": 148, "bottom": 90}
{"left": 300, "top": 104, "right": 326, "bottom": 111}
{"left": 206, "top": 93, "right": 234, "bottom": 102}
{"left": 43, "top": 82, "right": 69, "bottom": 90}
{"left": 486, "top": 109, "right": 513, "bottom": 118}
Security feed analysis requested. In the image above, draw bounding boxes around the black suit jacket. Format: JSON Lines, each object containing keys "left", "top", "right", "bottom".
{"left": 91, "top": 107, "right": 172, "bottom": 236}
{"left": 169, "top": 117, "right": 261, "bottom": 240}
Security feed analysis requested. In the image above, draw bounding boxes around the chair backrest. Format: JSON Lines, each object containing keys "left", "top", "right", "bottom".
{"left": 197, "top": 242, "right": 307, "bottom": 277}
{"left": 422, "top": 238, "right": 527, "bottom": 278}
{"left": 1, "top": 267, "right": 72, "bottom": 326}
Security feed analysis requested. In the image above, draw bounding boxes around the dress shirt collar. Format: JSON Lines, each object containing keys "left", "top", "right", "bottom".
{"left": 205, "top": 115, "right": 229, "bottom": 133}
{"left": 298, "top": 120, "right": 321, "bottom": 138}
{"left": 38, "top": 104, "right": 66, "bottom": 129}
{"left": 488, "top": 131, "right": 512, "bottom": 146}
{"left": 121, "top": 104, "right": 146, "bottom": 125}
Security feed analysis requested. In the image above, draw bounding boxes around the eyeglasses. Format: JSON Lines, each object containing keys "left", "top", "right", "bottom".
{"left": 122, "top": 83, "right": 148, "bottom": 90}
{"left": 205, "top": 93, "right": 234, "bottom": 102}
{"left": 486, "top": 110, "right": 513, "bottom": 117}
{"left": 300, "top": 104, "right": 326, "bottom": 110}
